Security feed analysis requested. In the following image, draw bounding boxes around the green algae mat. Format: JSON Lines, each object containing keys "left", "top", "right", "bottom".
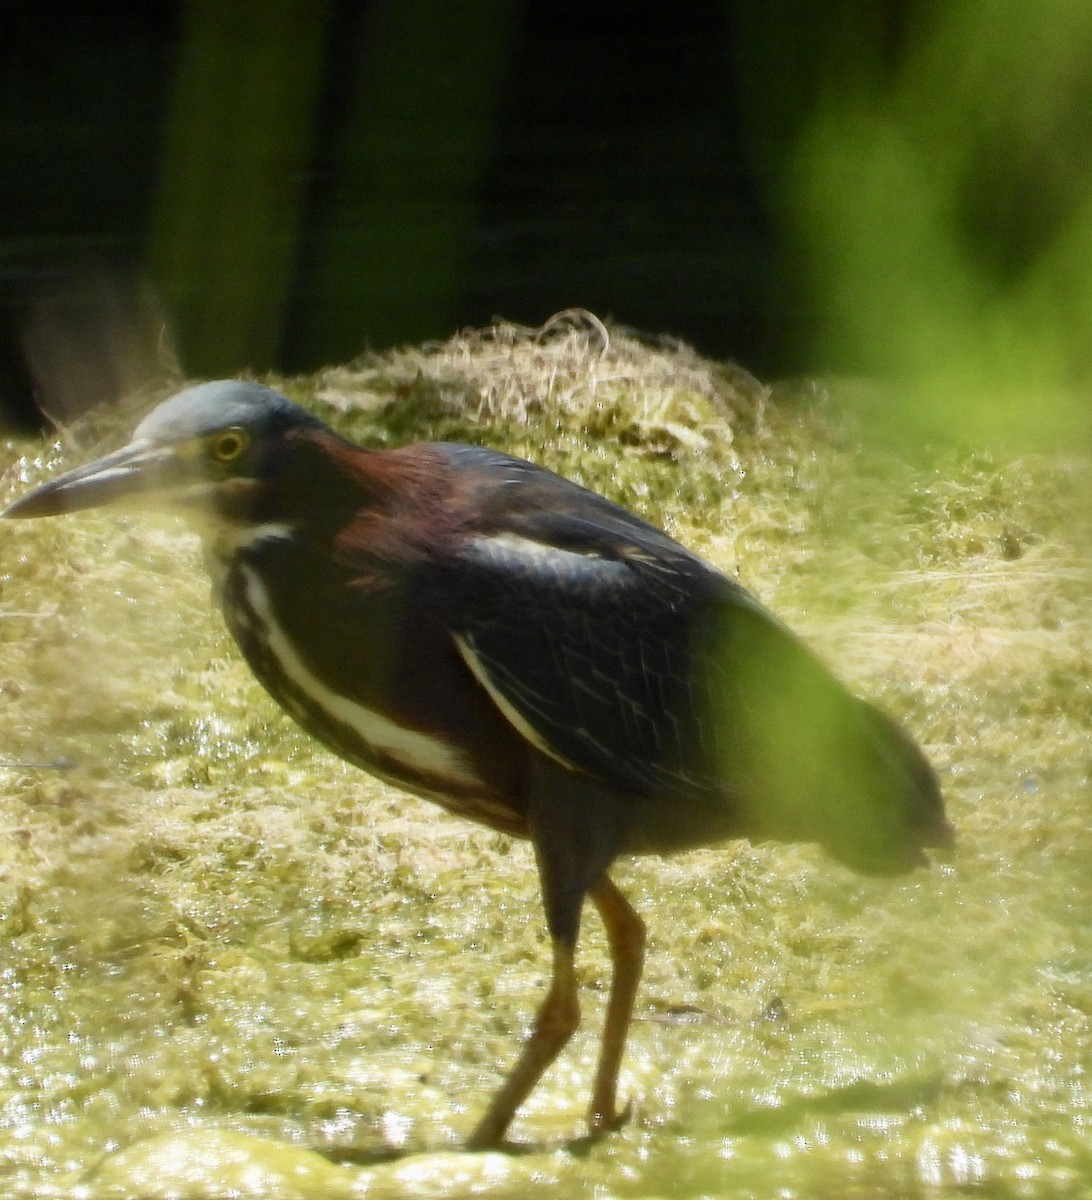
{"left": 0, "top": 319, "right": 1089, "bottom": 1198}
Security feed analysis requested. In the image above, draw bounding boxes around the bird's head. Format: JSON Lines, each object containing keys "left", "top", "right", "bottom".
{"left": 3, "top": 382, "right": 330, "bottom": 528}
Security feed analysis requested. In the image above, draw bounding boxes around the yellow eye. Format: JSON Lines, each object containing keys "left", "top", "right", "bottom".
{"left": 209, "top": 428, "right": 249, "bottom": 463}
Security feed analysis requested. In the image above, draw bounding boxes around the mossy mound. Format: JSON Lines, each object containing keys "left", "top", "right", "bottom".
{"left": 0, "top": 315, "right": 1088, "bottom": 1199}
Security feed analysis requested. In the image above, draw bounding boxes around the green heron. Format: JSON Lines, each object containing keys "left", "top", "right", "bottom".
{"left": 4, "top": 381, "right": 952, "bottom": 1148}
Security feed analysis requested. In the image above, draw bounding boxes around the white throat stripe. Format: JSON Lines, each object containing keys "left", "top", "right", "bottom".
{"left": 238, "top": 565, "right": 482, "bottom": 788}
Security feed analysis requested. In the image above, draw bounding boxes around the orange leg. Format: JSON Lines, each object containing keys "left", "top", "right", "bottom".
{"left": 466, "top": 938, "right": 581, "bottom": 1150}
{"left": 587, "top": 876, "right": 647, "bottom": 1134}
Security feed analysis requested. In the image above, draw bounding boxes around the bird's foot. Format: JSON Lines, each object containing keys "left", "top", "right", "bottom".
{"left": 587, "top": 1097, "right": 633, "bottom": 1138}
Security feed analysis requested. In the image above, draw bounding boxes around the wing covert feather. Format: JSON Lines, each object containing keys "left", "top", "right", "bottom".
{"left": 444, "top": 514, "right": 748, "bottom": 798}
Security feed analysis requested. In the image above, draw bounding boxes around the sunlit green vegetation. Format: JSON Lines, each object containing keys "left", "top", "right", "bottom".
{"left": 0, "top": 316, "right": 1088, "bottom": 1198}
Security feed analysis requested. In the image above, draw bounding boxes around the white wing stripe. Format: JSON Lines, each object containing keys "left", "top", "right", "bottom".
{"left": 453, "top": 633, "right": 581, "bottom": 771}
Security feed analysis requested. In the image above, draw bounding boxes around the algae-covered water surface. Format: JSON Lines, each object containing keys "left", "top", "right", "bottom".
{"left": 0, "top": 321, "right": 1089, "bottom": 1198}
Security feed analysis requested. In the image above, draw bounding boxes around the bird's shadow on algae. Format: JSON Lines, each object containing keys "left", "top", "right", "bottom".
{"left": 319, "top": 1120, "right": 622, "bottom": 1165}
{"left": 721, "top": 1072, "right": 946, "bottom": 1137}
{"left": 314, "top": 1077, "right": 947, "bottom": 1169}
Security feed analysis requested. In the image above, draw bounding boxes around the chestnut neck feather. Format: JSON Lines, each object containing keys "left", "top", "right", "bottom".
{"left": 252, "top": 430, "right": 464, "bottom": 562}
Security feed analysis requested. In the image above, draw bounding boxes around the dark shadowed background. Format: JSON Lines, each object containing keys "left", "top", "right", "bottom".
{"left": 2, "top": 1, "right": 1090, "bottom": 441}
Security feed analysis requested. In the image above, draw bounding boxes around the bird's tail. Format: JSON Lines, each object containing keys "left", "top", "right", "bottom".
{"left": 708, "top": 608, "right": 953, "bottom": 874}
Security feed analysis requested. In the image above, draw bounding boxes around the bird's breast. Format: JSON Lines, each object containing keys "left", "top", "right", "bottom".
{"left": 214, "top": 553, "right": 522, "bottom": 830}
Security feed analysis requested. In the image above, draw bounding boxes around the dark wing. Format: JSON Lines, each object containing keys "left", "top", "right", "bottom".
{"left": 430, "top": 444, "right": 765, "bottom": 799}
{"left": 428, "top": 446, "right": 950, "bottom": 873}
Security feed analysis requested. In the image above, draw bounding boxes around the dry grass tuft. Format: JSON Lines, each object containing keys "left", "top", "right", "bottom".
{"left": 314, "top": 308, "right": 765, "bottom": 446}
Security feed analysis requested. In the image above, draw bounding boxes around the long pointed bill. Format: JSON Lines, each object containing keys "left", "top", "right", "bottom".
{"left": 2, "top": 441, "right": 184, "bottom": 519}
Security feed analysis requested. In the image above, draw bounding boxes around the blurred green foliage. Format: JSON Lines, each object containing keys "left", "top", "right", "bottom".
{"left": 789, "top": 0, "right": 1092, "bottom": 445}
{"left": 149, "top": 0, "right": 333, "bottom": 374}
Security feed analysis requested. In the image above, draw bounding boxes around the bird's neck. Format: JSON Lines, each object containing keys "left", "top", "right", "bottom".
{"left": 205, "top": 435, "right": 461, "bottom": 574}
